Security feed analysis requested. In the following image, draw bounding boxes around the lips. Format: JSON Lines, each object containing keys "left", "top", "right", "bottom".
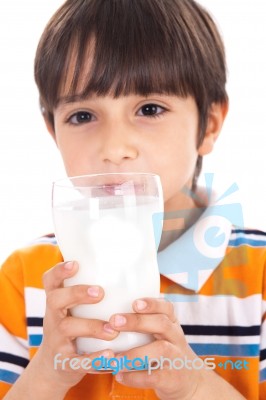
{"left": 102, "top": 184, "right": 124, "bottom": 195}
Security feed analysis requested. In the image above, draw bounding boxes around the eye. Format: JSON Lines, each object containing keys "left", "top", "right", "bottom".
{"left": 138, "top": 103, "right": 166, "bottom": 118}
{"left": 67, "top": 111, "right": 94, "bottom": 125}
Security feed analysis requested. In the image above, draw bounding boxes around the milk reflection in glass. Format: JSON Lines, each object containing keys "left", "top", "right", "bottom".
{"left": 52, "top": 174, "right": 163, "bottom": 354}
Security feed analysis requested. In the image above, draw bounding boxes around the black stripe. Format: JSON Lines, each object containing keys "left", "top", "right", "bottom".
{"left": 260, "top": 348, "right": 266, "bottom": 362}
{"left": 27, "top": 317, "right": 43, "bottom": 327}
{"left": 0, "top": 352, "right": 29, "bottom": 368}
{"left": 232, "top": 229, "right": 266, "bottom": 236}
{"left": 181, "top": 325, "right": 260, "bottom": 336}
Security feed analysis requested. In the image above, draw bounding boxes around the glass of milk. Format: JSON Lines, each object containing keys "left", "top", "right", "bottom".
{"left": 52, "top": 172, "right": 163, "bottom": 355}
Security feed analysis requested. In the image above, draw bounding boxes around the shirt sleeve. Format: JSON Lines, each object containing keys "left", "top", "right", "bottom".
{"left": 259, "top": 257, "right": 266, "bottom": 399}
{"left": 0, "top": 251, "right": 30, "bottom": 397}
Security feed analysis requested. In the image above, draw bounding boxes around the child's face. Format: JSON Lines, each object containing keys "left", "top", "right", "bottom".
{"left": 52, "top": 93, "right": 207, "bottom": 211}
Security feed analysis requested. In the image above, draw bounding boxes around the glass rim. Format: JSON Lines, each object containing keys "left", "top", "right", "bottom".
{"left": 52, "top": 172, "right": 161, "bottom": 189}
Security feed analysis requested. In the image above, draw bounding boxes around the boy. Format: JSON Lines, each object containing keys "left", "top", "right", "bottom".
{"left": 0, "top": 0, "right": 265, "bottom": 399}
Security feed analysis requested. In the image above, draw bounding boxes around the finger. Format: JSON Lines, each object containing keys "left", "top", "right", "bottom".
{"left": 115, "top": 339, "right": 178, "bottom": 367}
{"left": 57, "top": 316, "right": 120, "bottom": 341}
{"left": 115, "top": 369, "right": 153, "bottom": 389}
{"left": 46, "top": 284, "right": 104, "bottom": 312}
{"left": 109, "top": 313, "right": 181, "bottom": 343}
{"left": 132, "top": 298, "right": 176, "bottom": 323}
{"left": 115, "top": 369, "right": 185, "bottom": 399}
{"left": 53, "top": 348, "right": 115, "bottom": 374}
{"left": 43, "top": 261, "right": 79, "bottom": 292}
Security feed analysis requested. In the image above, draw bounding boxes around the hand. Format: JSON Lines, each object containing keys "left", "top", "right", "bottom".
{"left": 37, "top": 261, "right": 118, "bottom": 395}
{"left": 108, "top": 298, "right": 201, "bottom": 400}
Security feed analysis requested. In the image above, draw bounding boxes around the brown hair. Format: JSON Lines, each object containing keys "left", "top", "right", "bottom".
{"left": 34, "top": 0, "right": 228, "bottom": 185}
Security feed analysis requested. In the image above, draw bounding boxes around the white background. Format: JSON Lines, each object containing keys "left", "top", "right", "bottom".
{"left": 0, "top": 0, "right": 265, "bottom": 264}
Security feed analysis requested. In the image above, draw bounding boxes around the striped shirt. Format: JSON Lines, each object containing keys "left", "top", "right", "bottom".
{"left": 0, "top": 219, "right": 266, "bottom": 398}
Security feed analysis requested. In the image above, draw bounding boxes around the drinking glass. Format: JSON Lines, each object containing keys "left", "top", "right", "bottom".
{"left": 52, "top": 172, "right": 163, "bottom": 354}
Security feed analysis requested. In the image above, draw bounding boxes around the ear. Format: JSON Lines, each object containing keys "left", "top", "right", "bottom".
{"left": 198, "top": 101, "right": 229, "bottom": 156}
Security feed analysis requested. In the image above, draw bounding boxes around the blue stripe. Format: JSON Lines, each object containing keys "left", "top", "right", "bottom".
{"left": 260, "top": 367, "right": 266, "bottom": 382}
{"left": 29, "top": 334, "right": 43, "bottom": 346}
{"left": 190, "top": 343, "right": 259, "bottom": 357}
{"left": 229, "top": 238, "right": 266, "bottom": 247}
{"left": 0, "top": 369, "right": 19, "bottom": 384}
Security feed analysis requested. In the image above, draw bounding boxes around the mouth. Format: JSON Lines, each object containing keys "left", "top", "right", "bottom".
{"left": 102, "top": 183, "right": 124, "bottom": 195}
{"left": 70, "top": 172, "right": 157, "bottom": 197}
{"left": 102, "top": 180, "right": 142, "bottom": 196}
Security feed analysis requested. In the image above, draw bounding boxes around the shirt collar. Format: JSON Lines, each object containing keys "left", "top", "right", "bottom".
{"left": 157, "top": 191, "right": 243, "bottom": 292}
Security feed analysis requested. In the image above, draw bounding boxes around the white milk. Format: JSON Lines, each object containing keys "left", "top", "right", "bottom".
{"left": 53, "top": 196, "right": 162, "bottom": 354}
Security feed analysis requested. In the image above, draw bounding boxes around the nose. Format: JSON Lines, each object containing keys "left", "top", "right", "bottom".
{"left": 99, "top": 124, "right": 139, "bottom": 166}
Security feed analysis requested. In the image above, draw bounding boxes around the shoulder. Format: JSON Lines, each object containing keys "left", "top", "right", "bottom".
{"left": 227, "top": 227, "right": 266, "bottom": 268}
{"left": 222, "top": 227, "right": 266, "bottom": 295}
{"left": 229, "top": 228, "right": 266, "bottom": 248}
{"left": 1, "top": 234, "right": 63, "bottom": 289}
{"left": 228, "top": 227, "right": 266, "bottom": 266}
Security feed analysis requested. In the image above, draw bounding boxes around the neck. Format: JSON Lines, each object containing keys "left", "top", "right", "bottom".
{"left": 158, "top": 188, "right": 207, "bottom": 251}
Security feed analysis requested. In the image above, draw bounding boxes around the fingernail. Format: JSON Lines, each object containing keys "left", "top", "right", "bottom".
{"left": 114, "top": 315, "right": 126, "bottom": 327}
{"left": 103, "top": 323, "right": 115, "bottom": 334}
{"left": 135, "top": 300, "right": 147, "bottom": 310}
{"left": 64, "top": 261, "right": 74, "bottom": 270}
{"left": 87, "top": 286, "right": 100, "bottom": 297}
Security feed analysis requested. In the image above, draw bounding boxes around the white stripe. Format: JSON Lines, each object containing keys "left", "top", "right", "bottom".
{"left": 260, "top": 359, "right": 266, "bottom": 372}
{"left": 262, "top": 300, "right": 266, "bottom": 314}
{"left": 0, "top": 361, "right": 24, "bottom": 375}
{"left": 185, "top": 335, "right": 259, "bottom": 345}
{"left": 171, "top": 294, "right": 262, "bottom": 326}
{"left": 27, "top": 327, "right": 43, "bottom": 336}
{"left": 260, "top": 319, "right": 266, "bottom": 349}
{"left": 16, "top": 336, "right": 28, "bottom": 349}
{"left": 25, "top": 287, "right": 46, "bottom": 317}
{"left": 28, "top": 236, "right": 57, "bottom": 246}
{"left": 0, "top": 325, "right": 29, "bottom": 360}
{"left": 230, "top": 232, "right": 266, "bottom": 242}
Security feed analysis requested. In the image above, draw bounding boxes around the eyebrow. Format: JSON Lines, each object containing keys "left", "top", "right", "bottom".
{"left": 56, "top": 91, "right": 172, "bottom": 110}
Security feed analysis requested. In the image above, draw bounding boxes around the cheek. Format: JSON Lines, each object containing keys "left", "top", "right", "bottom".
{"left": 54, "top": 122, "right": 95, "bottom": 176}
{"left": 153, "top": 133, "right": 198, "bottom": 200}
{"left": 55, "top": 134, "right": 85, "bottom": 176}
